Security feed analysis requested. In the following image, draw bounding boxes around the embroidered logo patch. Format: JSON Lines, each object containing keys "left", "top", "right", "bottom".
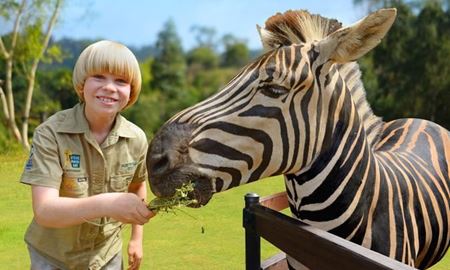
{"left": 25, "top": 145, "right": 34, "bottom": 171}
{"left": 64, "top": 149, "right": 81, "bottom": 170}
{"left": 120, "top": 161, "right": 137, "bottom": 172}
{"left": 77, "top": 177, "right": 87, "bottom": 182}
{"left": 70, "top": 154, "right": 80, "bottom": 168}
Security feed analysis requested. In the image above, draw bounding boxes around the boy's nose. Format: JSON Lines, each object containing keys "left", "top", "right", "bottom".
{"left": 102, "top": 80, "right": 116, "bottom": 91}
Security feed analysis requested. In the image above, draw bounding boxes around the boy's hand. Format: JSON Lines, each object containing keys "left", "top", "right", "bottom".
{"left": 105, "top": 193, "right": 154, "bottom": 224}
{"left": 127, "top": 238, "right": 143, "bottom": 270}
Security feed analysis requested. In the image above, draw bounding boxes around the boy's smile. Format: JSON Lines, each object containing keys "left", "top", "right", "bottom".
{"left": 83, "top": 72, "right": 131, "bottom": 118}
{"left": 96, "top": 95, "right": 119, "bottom": 106}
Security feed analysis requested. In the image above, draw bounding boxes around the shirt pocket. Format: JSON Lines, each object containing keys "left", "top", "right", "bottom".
{"left": 109, "top": 173, "right": 134, "bottom": 192}
{"left": 60, "top": 172, "right": 89, "bottom": 198}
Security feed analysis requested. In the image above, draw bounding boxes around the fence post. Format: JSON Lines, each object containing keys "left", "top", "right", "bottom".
{"left": 243, "top": 193, "right": 261, "bottom": 270}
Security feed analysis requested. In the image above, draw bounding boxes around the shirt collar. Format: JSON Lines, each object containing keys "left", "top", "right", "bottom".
{"left": 56, "top": 103, "right": 136, "bottom": 138}
{"left": 56, "top": 103, "right": 90, "bottom": 134}
{"left": 109, "top": 114, "right": 137, "bottom": 138}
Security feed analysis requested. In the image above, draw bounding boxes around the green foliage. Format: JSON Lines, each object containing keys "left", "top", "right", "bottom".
{"left": 361, "top": 2, "right": 415, "bottom": 119}
{"left": 151, "top": 19, "right": 186, "bottom": 95}
{"left": 0, "top": 0, "right": 63, "bottom": 149}
{"left": 190, "top": 25, "right": 217, "bottom": 49}
{"left": 359, "top": 1, "right": 450, "bottom": 129}
{"left": 221, "top": 34, "right": 250, "bottom": 67}
{"left": 37, "top": 68, "right": 77, "bottom": 109}
{"left": 187, "top": 46, "right": 219, "bottom": 69}
{"left": 150, "top": 19, "right": 188, "bottom": 124}
{"left": 30, "top": 67, "right": 76, "bottom": 132}
{"left": 139, "top": 57, "right": 154, "bottom": 90}
{"left": 407, "top": 2, "right": 450, "bottom": 125}
{"left": 42, "top": 38, "right": 95, "bottom": 70}
{"left": 147, "top": 182, "right": 198, "bottom": 212}
{"left": 0, "top": 122, "right": 23, "bottom": 154}
{"left": 0, "top": 0, "right": 20, "bottom": 20}
{"left": 123, "top": 91, "right": 165, "bottom": 138}
{"left": 15, "top": 23, "right": 44, "bottom": 67}
{"left": 188, "top": 67, "right": 239, "bottom": 101}
{"left": 1, "top": 0, "right": 64, "bottom": 71}
{"left": 40, "top": 43, "right": 63, "bottom": 64}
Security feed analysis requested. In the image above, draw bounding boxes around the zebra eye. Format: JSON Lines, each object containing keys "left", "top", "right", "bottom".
{"left": 259, "top": 85, "right": 289, "bottom": 98}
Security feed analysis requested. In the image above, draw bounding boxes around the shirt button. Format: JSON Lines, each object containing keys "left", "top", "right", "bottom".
{"left": 91, "top": 261, "right": 100, "bottom": 270}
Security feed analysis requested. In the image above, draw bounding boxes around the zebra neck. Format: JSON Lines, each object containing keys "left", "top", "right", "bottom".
{"left": 285, "top": 96, "right": 376, "bottom": 234}
{"left": 337, "top": 62, "right": 383, "bottom": 147}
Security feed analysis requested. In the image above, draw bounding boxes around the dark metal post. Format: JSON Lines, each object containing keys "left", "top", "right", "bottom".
{"left": 243, "top": 193, "right": 260, "bottom": 270}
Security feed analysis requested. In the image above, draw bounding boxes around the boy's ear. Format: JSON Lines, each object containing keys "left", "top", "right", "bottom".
{"left": 317, "top": 8, "right": 397, "bottom": 64}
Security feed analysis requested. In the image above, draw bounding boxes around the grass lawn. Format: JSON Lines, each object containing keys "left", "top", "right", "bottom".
{"left": 0, "top": 151, "right": 448, "bottom": 269}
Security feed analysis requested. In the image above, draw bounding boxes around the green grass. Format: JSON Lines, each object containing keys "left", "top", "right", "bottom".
{"left": 0, "top": 151, "right": 34, "bottom": 268}
{"left": 135, "top": 176, "right": 286, "bottom": 269}
{"left": 0, "top": 152, "right": 448, "bottom": 269}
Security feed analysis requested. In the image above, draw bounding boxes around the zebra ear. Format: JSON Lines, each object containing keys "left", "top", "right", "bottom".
{"left": 318, "top": 8, "right": 397, "bottom": 63}
{"left": 257, "top": 25, "right": 283, "bottom": 51}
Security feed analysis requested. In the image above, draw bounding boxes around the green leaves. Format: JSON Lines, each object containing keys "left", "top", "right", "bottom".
{"left": 360, "top": 1, "right": 450, "bottom": 129}
{"left": 147, "top": 182, "right": 198, "bottom": 213}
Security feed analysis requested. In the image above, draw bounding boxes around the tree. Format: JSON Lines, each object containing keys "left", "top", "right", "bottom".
{"left": 406, "top": 1, "right": 450, "bottom": 125}
{"left": 220, "top": 34, "right": 250, "bottom": 67}
{"left": 364, "top": 2, "right": 416, "bottom": 119}
{"left": 356, "top": 0, "right": 450, "bottom": 129}
{"left": 190, "top": 25, "right": 217, "bottom": 50}
{"left": 37, "top": 67, "right": 75, "bottom": 110}
{"left": 354, "top": 0, "right": 450, "bottom": 12}
{"left": 0, "top": 0, "right": 62, "bottom": 149}
{"left": 150, "top": 19, "right": 187, "bottom": 121}
{"left": 151, "top": 19, "right": 186, "bottom": 96}
{"left": 187, "top": 46, "right": 219, "bottom": 70}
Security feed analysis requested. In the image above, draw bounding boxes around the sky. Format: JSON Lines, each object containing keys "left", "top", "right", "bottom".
{"left": 52, "top": 0, "right": 367, "bottom": 50}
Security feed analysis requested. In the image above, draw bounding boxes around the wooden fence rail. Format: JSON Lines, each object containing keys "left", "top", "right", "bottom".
{"left": 243, "top": 193, "right": 417, "bottom": 270}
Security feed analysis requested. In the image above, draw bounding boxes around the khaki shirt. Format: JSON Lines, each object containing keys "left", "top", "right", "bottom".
{"left": 20, "top": 103, "right": 148, "bottom": 270}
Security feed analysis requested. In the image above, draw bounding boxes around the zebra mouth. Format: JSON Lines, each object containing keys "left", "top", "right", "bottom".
{"left": 149, "top": 173, "right": 213, "bottom": 207}
{"left": 189, "top": 176, "right": 214, "bottom": 207}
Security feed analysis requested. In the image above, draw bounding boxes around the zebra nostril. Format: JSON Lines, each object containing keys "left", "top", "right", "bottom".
{"left": 151, "top": 154, "right": 170, "bottom": 176}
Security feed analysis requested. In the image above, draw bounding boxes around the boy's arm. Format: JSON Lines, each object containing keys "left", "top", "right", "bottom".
{"left": 127, "top": 181, "right": 149, "bottom": 269}
{"left": 31, "top": 185, "right": 152, "bottom": 228}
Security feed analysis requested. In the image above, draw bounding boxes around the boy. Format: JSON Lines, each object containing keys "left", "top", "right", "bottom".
{"left": 20, "top": 40, "right": 155, "bottom": 270}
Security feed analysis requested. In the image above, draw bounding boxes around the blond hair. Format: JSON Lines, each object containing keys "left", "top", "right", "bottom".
{"left": 72, "top": 40, "right": 142, "bottom": 110}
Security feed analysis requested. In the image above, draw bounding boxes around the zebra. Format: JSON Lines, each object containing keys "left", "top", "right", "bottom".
{"left": 146, "top": 8, "right": 450, "bottom": 269}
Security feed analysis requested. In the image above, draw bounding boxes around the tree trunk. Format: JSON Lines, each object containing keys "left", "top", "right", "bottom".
{"left": 0, "top": 82, "right": 9, "bottom": 120}
{"left": 20, "top": 0, "right": 61, "bottom": 150}
{"left": 5, "top": 58, "right": 22, "bottom": 143}
{"left": 0, "top": 0, "right": 26, "bottom": 145}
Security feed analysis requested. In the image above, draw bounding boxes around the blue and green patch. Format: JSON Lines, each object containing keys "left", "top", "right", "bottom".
{"left": 69, "top": 154, "right": 80, "bottom": 168}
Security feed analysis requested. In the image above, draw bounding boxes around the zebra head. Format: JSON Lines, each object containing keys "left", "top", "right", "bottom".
{"left": 147, "top": 9, "right": 396, "bottom": 206}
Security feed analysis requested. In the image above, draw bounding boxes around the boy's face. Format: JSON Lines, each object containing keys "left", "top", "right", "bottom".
{"left": 83, "top": 72, "right": 131, "bottom": 117}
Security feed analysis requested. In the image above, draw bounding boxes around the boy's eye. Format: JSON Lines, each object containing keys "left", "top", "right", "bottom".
{"left": 116, "top": 79, "right": 128, "bottom": 84}
{"left": 92, "top": 74, "right": 105, "bottom": 80}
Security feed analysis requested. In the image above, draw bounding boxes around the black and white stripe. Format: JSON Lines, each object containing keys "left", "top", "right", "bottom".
{"left": 147, "top": 9, "right": 450, "bottom": 269}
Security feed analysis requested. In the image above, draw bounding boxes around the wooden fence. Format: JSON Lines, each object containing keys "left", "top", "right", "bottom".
{"left": 242, "top": 193, "right": 417, "bottom": 270}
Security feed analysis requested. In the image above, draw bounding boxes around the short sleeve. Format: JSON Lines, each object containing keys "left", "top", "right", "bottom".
{"left": 131, "top": 132, "right": 148, "bottom": 183}
{"left": 20, "top": 126, "right": 63, "bottom": 189}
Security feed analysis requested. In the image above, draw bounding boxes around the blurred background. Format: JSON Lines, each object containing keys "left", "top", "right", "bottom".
{"left": 0, "top": 0, "right": 449, "bottom": 151}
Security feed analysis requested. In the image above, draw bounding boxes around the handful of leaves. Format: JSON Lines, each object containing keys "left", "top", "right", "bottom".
{"left": 147, "top": 182, "right": 198, "bottom": 213}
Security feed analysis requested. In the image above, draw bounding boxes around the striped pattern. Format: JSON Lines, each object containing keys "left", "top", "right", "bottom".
{"left": 149, "top": 10, "right": 450, "bottom": 269}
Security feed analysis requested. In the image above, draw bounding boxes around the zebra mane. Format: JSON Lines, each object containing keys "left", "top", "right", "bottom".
{"left": 259, "top": 10, "right": 342, "bottom": 48}
{"left": 259, "top": 10, "right": 383, "bottom": 147}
